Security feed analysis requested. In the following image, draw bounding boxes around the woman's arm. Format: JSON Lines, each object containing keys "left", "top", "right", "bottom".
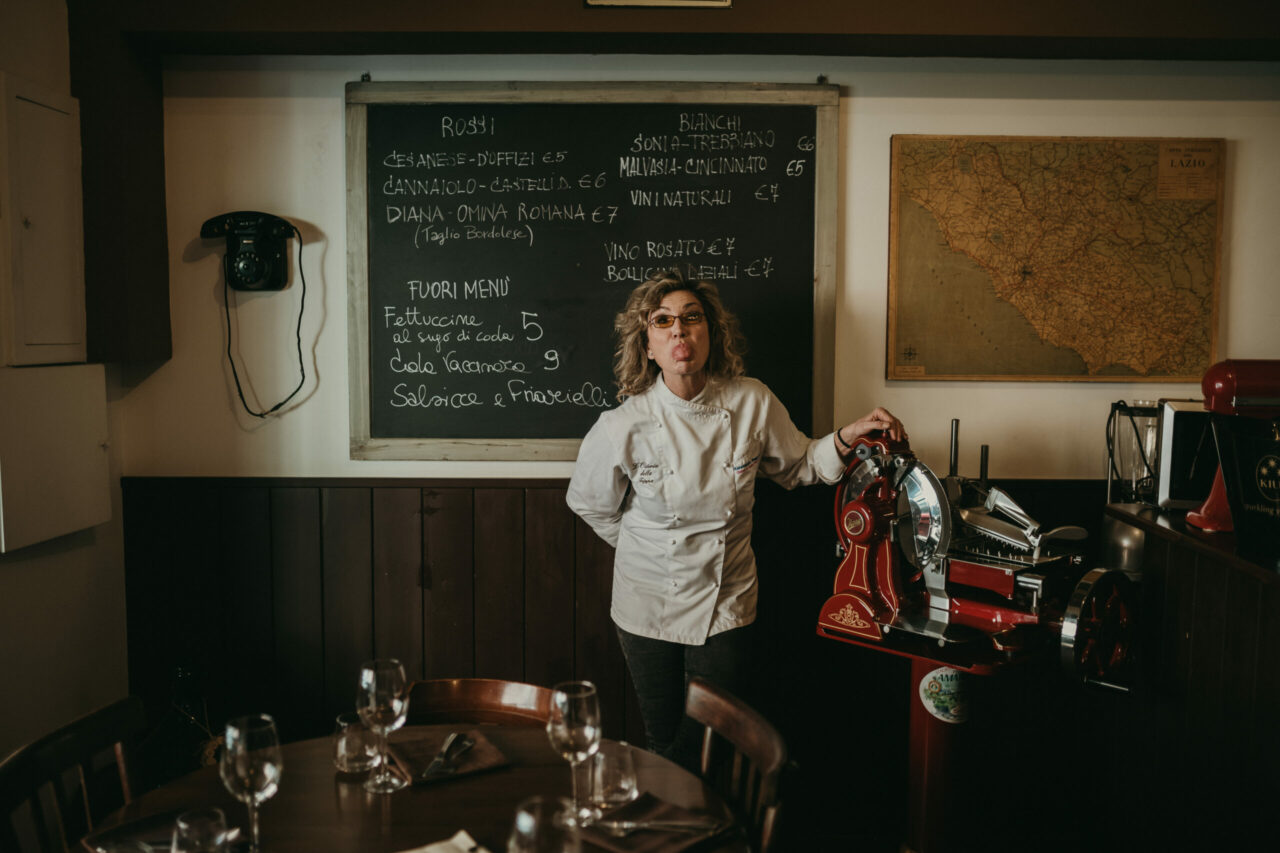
{"left": 833, "top": 407, "right": 907, "bottom": 460}
{"left": 566, "top": 416, "right": 629, "bottom": 547}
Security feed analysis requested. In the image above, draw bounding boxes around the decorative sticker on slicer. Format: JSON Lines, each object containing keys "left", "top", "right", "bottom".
{"left": 918, "top": 666, "right": 968, "bottom": 724}
{"left": 830, "top": 603, "right": 871, "bottom": 630}
{"left": 1256, "top": 455, "right": 1280, "bottom": 504}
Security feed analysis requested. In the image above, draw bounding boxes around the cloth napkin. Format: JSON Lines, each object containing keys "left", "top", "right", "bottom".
{"left": 580, "top": 792, "right": 732, "bottom": 853}
{"left": 387, "top": 729, "right": 508, "bottom": 784}
{"left": 395, "top": 830, "right": 490, "bottom": 853}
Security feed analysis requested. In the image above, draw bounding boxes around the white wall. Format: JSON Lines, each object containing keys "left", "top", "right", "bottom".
{"left": 127, "top": 55, "right": 1280, "bottom": 482}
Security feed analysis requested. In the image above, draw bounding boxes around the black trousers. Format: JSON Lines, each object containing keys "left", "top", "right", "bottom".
{"left": 615, "top": 622, "right": 756, "bottom": 771}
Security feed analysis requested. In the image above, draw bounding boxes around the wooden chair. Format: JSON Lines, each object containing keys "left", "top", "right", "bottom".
{"left": 684, "top": 677, "right": 787, "bottom": 853}
{"left": 404, "top": 678, "right": 554, "bottom": 726}
{"left": 0, "top": 696, "right": 146, "bottom": 853}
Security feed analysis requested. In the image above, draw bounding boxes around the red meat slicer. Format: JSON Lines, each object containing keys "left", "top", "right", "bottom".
{"left": 817, "top": 420, "right": 1135, "bottom": 688}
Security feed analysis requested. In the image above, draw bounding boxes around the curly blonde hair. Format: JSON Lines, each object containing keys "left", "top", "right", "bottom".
{"left": 612, "top": 271, "right": 746, "bottom": 400}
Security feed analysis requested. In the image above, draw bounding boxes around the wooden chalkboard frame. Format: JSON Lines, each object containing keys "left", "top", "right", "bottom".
{"left": 345, "top": 81, "right": 839, "bottom": 461}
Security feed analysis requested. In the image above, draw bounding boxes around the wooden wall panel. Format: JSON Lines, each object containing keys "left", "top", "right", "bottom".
{"left": 1185, "top": 553, "right": 1227, "bottom": 729}
{"left": 125, "top": 478, "right": 1280, "bottom": 850}
{"left": 573, "top": 513, "right": 627, "bottom": 740}
{"left": 372, "top": 488, "right": 425, "bottom": 676}
{"left": 1154, "top": 542, "right": 1196, "bottom": 838}
{"left": 1125, "top": 533, "right": 1167, "bottom": 849}
{"left": 1222, "top": 571, "right": 1261, "bottom": 746}
{"left": 121, "top": 479, "right": 222, "bottom": 788}
{"left": 473, "top": 489, "right": 525, "bottom": 681}
{"left": 117, "top": 477, "right": 1280, "bottom": 853}
{"left": 422, "top": 488, "right": 476, "bottom": 679}
{"left": 321, "top": 488, "right": 373, "bottom": 719}
{"left": 216, "top": 486, "right": 274, "bottom": 724}
{"left": 122, "top": 480, "right": 218, "bottom": 719}
{"left": 271, "top": 487, "right": 325, "bottom": 742}
{"left": 1255, "top": 580, "right": 1280, "bottom": 820}
{"left": 572, "top": 514, "right": 639, "bottom": 743}
{"left": 525, "top": 488, "right": 575, "bottom": 689}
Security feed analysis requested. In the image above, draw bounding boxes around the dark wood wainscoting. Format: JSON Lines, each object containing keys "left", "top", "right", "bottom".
{"left": 124, "top": 475, "right": 1116, "bottom": 850}
{"left": 122, "top": 478, "right": 633, "bottom": 750}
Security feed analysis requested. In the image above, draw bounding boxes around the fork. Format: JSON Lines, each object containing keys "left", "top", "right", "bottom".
{"left": 592, "top": 818, "right": 724, "bottom": 838}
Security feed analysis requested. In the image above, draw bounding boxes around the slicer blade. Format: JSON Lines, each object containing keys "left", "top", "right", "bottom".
{"left": 957, "top": 508, "right": 1033, "bottom": 550}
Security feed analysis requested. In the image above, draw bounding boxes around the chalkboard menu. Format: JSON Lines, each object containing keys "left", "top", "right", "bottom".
{"left": 346, "top": 82, "right": 838, "bottom": 460}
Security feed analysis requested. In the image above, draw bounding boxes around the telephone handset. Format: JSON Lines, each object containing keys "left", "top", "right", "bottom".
{"left": 200, "top": 211, "right": 295, "bottom": 290}
{"left": 199, "top": 210, "right": 308, "bottom": 420}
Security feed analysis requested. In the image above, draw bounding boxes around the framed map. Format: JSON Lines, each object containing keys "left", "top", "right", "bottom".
{"left": 887, "top": 135, "right": 1223, "bottom": 381}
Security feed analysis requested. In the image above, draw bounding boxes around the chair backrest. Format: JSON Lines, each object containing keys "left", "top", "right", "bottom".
{"left": 405, "top": 678, "right": 554, "bottom": 726}
{"left": 0, "top": 697, "right": 146, "bottom": 853}
{"left": 684, "top": 677, "right": 787, "bottom": 853}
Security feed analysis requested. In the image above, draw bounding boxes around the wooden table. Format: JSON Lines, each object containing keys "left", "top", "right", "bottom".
{"left": 87, "top": 725, "right": 744, "bottom": 852}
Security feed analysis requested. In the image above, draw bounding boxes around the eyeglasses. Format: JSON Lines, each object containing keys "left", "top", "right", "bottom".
{"left": 648, "top": 311, "right": 705, "bottom": 329}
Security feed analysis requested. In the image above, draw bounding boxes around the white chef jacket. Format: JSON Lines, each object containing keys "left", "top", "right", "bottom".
{"left": 566, "top": 375, "right": 846, "bottom": 645}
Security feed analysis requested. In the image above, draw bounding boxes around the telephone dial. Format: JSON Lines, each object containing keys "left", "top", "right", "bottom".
{"left": 200, "top": 211, "right": 294, "bottom": 290}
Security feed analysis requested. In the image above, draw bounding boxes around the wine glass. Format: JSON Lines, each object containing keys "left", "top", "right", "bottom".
{"left": 546, "top": 681, "right": 601, "bottom": 823}
{"left": 356, "top": 658, "right": 409, "bottom": 793}
{"left": 507, "top": 795, "right": 580, "bottom": 853}
{"left": 219, "top": 714, "right": 282, "bottom": 853}
{"left": 170, "top": 807, "right": 227, "bottom": 853}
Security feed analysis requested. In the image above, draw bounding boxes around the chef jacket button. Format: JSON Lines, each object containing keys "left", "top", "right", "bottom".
{"left": 668, "top": 469, "right": 675, "bottom": 475}
{"left": 722, "top": 413, "right": 729, "bottom": 420}
{"left": 725, "top": 509, "right": 733, "bottom": 517}
{"left": 670, "top": 538, "right": 677, "bottom": 545}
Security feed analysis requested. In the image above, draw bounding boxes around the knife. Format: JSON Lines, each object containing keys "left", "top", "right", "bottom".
{"left": 420, "top": 732, "right": 474, "bottom": 779}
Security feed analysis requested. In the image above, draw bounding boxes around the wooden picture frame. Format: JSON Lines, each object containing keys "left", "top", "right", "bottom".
{"left": 345, "top": 81, "right": 838, "bottom": 461}
{"left": 586, "top": 1, "right": 731, "bottom": 7}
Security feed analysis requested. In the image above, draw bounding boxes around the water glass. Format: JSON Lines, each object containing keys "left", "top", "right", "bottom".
{"left": 589, "top": 741, "right": 638, "bottom": 811}
{"left": 507, "top": 796, "right": 580, "bottom": 853}
{"left": 170, "top": 807, "right": 227, "bottom": 853}
{"left": 332, "top": 711, "right": 380, "bottom": 773}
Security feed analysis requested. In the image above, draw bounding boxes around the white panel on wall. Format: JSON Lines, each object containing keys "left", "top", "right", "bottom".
{"left": 0, "top": 363, "right": 111, "bottom": 552}
{"left": 0, "top": 71, "right": 86, "bottom": 365}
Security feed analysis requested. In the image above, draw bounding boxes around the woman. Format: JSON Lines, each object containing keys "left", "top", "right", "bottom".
{"left": 566, "top": 271, "right": 905, "bottom": 764}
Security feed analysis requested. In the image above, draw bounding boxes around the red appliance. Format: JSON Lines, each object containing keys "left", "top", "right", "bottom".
{"left": 816, "top": 422, "right": 1137, "bottom": 853}
{"left": 818, "top": 422, "right": 1134, "bottom": 685}
{"left": 1187, "top": 359, "right": 1280, "bottom": 564}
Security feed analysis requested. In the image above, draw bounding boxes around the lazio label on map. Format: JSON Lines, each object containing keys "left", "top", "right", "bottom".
{"left": 887, "top": 136, "right": 1222, "bottom": 381}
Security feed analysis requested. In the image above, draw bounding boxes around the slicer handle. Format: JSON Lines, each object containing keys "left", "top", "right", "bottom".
{"left": 985, "top": 486, "right": 1039, "bottom": 533}
{"left": 949, "top": 419, "right": 960, "bottom": 477}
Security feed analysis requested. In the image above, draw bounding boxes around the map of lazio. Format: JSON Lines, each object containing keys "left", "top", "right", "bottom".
{"left": 888, "top": 135, "right": 1223, "bottom": 381}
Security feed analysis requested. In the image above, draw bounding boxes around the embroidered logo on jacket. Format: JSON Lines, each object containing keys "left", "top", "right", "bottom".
{"left": 633, "top": 461, "right": 661, "bottom": 485}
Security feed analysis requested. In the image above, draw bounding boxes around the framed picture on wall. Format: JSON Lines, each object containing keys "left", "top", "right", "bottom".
{"left": 586, "top": 1, "right": 732, "bottom": 7}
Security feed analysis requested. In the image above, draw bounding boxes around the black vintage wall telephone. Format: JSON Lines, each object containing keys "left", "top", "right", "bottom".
{"left": 199, "top": 210, "right": 308, "bottom": 418}
{"left": 200, "top": 211, "right": 294, "bottom": 290}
